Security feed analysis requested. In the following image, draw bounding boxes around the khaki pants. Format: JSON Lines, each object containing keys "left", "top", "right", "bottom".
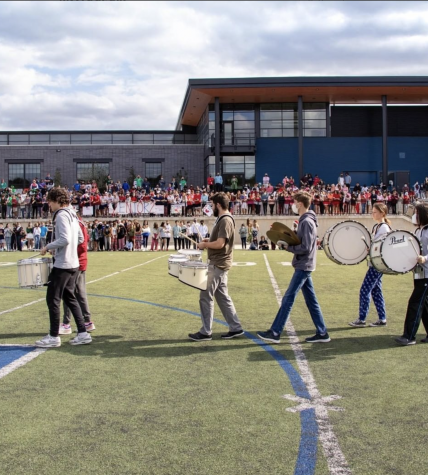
{"left": 199, "top": 265, "right": 242, "bottom": 335}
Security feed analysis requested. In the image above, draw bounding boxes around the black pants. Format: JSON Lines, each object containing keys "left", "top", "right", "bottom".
{"left": 241, "top": 237, "right": 247, "bottom": 249}
{"left": 403, "top": 278, "right": 428, "bottom": 340}
{"left": 192, "top": 233, "right": 199, "bottom": 249}
{"left": 174, "top": 237, "right": 181, "bottom": 250}
{"left": 46, "top": 267, "right": 86, "bottom": 337}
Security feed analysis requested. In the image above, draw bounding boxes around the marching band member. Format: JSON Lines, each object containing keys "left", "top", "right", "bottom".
{"left": 349, "top": 203, "right": 391, "bottom": 328}
{"left": 189, "top": 192, "right": 244, "bottom": 341}
{"left": 257, "top": 191, "right": 330, "bottom": 344}
{"left": 395, "top": 204, "right": 428, "bottom": 345}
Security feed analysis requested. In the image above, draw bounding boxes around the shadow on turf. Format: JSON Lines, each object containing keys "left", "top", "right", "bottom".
{"left": 248, "top": 334, "right": 407, "bottom": 363}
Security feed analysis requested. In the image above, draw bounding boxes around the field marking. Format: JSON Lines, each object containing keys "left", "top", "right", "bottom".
{"left": 79, "top": 292, "right": 319, "bottom": 475}
{"left": 0, "top": 345, "right": 46, "bottom": 380}
{"left": 0, "top": 254, "right": 167, "bottom": 316}
{"left": 263, "top": 254, "right": 351, "bottom": 475}
{"left": 232, "top": 262, "right": 256, "bottom": 266}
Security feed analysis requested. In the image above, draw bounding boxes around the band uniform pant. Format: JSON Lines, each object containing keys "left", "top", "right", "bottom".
{"left": 402, "top": 278, "right": 428, "bottom": 340}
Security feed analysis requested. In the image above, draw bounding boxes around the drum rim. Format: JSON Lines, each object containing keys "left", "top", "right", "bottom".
{"left": 179, "top": 261, "right": 208, "bottom": 268}
{"left": 18, "top": 258, "right": 53, "bottom": 265}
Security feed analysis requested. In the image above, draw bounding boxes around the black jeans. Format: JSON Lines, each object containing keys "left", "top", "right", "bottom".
{"left": 174, "top": 237, "right": 181, "bottom": 250}
{"left": 403, "top": 278, "right": 428, "bottom": 340}
{"left": 46, "top": 267, "right": 86, "bottom": 337}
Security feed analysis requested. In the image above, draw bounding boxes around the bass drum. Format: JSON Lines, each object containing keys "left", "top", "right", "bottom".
{"left": 370, "top": 230, "right": 421, "bottom": 275}
{"left": 323, "top": 220, "right": 371, "bottom": 265}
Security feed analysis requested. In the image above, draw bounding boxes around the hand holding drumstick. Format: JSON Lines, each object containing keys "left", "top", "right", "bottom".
{"left": 408, "top": 237, "right": 426, "bottom": 264}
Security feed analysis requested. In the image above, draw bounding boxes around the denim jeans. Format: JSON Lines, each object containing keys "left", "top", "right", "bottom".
{"left": 271, "top": 269, "right": 327, "bottom": 335}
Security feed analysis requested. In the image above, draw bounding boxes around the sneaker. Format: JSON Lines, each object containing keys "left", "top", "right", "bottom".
{"left": 257, "top": 330, "right": 280, "bottom": 344}
{"left": 69, "top": 332, "right": 92, "bottom": 345}
{"left": 394, "top": 336, "right": 416, "bottom": 346}
{"left": 59, "top": 324, "right": 72, "bottom": 335}
{"left": 221, "top": 330, "right": 244, "bottom": 339}
{"left": 85, "top": 322, "right": 96, "bottom": 332}
{"left": 420, "top": 336, "right": 428, "bottom": 343}
{"left": 305, "top": 332, "right": 331, "bottom": 343}
{"left": 35, "top": 334, "right": 61, "bottom": 348}
{"left": 188, "top": 331, "right": 212, "bottom": 341}
{"left": 349, "top": 319, "right": 366, "bottom": 327}
{"left": 369, "top": 320, "right": 387, "bottom": 327}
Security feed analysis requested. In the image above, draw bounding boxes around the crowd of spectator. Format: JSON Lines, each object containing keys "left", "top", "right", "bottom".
{"left": 1, "top": 171, "right": 428, "bottom": 221}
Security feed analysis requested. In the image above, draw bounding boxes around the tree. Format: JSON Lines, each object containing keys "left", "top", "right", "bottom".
{"left": 79, "top": 165, "right": 109, "bottom": 192}
{"left": 127, "top": 166, "right": 137, "bottom": 188}
{"left": 53, "top": 168, "right": 62, "bottom": 188}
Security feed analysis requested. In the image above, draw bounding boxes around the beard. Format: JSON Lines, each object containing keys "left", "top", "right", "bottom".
{"left": 213, "top": 207, "right": 219, "bottom": 217}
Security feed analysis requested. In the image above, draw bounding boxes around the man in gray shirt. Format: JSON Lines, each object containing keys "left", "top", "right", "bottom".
{"left": 257, "top": 191, "right": 330, "bottom": 344}
{"left": 35, "top": 188, "right": 92, "bottom": 348}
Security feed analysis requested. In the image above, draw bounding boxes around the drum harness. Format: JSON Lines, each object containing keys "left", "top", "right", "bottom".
{"left": 366, "top": 222, "right": 392, "bottom": 267}
{"left": 414, "top": 225, "right": 428, "bottom": 279}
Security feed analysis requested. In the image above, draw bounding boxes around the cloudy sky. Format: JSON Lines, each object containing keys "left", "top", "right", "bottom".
{"left": 0, "top": 1, "right": 427, "bottom": 131}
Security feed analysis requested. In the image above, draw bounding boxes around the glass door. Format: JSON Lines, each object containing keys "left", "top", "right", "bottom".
{"left": 222, "top": 122, "right": 233, "bottom": 145}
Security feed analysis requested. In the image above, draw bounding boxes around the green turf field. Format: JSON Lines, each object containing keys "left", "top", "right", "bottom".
{"left": 0, "top": 249, "right": 427, "bottom": 475}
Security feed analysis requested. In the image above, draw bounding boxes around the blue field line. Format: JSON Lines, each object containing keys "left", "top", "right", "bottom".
{"left": 0, "top": 346, "right": 36, "bottom": 370}
{"left": 86, "top": 292, "right": 318, "bottom": 475}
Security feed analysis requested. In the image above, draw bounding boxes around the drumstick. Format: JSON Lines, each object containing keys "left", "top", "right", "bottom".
{"left": 408, "top": 237, "right": 421, "bottom": 256}
{"left": 28, "top": 253, "right": 42, "bottom": 259}
{"left": 361, "top": 236, "right": 370, "bottom": 251}
{"left": 179, "top": 232, "right": 199, "bottom": 246}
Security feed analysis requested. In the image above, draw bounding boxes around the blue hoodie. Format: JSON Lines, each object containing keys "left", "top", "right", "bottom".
{"left": 287, "top": 211, "right": 318, "bottom": 271}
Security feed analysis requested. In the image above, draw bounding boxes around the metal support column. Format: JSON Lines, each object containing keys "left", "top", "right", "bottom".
{"left": 298, "top": 96, "right": 303, "bottom": 179}
{"left": 214, "top": 97, "right": 221, "bottom": 175}
{"left": 382, "top": 95, "right": 388, "bottom": 186}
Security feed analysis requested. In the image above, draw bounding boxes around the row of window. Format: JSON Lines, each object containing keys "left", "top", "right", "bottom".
{"left": 6, "top": 162, "right": 164, "bottom": 190}
{"left": 0, "top": 133, "right": 198, "bottom": 145}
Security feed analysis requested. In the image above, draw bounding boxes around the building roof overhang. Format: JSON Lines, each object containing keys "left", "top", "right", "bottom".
{"left": 177, "top": 76, "right": 428, "bottom": 128}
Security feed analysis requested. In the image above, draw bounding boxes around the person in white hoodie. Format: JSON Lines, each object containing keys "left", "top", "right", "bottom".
{"left": 36, "top": 188, "right": 91, "bottom": 348}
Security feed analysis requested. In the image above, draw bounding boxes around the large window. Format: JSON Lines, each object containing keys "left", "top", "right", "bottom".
{"left": 145, "top": 162, "right": 162, "bottom": 179}
{"left": 260, "top": 103, "right": 327, "bottom": 137}
{"left": 8, "top": 163, "right": 41, "bottom": 190}
{"left": 303, "top": 103, "right": 327, "bottom": 137}
{"left": 221, "top": 105, "right": 255, "bottom": 146}
{"left": 222, "top": 155, "right": 255, "bottom": 187}
{"left": 76, "top": 162, "right": 110, "bottom": 182}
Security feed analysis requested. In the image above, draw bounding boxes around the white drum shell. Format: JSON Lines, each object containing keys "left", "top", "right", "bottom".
{"left": 168, "top": 256, "right": 188, "bottom": 277}
{"left": 178, "top": 262, "right": 208, "bottom": 291}
{"left": 323, "top": 221, "right": 371, "bottom": 265}
{"left": 370, "top": 230, "right": 421, "bottom": 275}
{"left": 17, "top": 258, "right": 53, "bottom": 288}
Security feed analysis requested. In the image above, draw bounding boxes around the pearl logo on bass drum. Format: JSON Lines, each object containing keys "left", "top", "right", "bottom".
{"left": 389, "top": 235, "right": 406, "bottom": 246}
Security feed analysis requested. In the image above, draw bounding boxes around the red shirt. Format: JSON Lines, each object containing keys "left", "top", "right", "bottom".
{"left": 77, "top": 220, "right": 88, "bottom": 271}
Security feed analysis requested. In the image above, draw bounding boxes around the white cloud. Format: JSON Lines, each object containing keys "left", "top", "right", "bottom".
{"left": 0, "top": 1, "right": 427, "bottom": 130}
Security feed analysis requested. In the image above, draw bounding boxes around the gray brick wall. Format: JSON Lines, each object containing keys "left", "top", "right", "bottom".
{"left": 0, "top": 144, "right": 204, "bottom": 188}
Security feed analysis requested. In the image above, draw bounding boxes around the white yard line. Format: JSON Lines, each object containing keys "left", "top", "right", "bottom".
{"left": 0, "top": 347, "right": 47, "bottom": 380}
{"left": 263, "top": 254, "right": 351, "bottom": 475}
{"left": 0, "top": 254, "right": 167, "bottom": 315}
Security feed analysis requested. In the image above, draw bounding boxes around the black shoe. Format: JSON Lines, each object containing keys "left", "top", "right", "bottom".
{"left": 394, "top": 336, "right": 416, "bottom": 346}
{"left": 305, "top": 332, "right": 331, "bottom": 343}
{"left": 188, "top": 331, "right": 212, "bottom": 342}
{"left": 221, "top": 330, "right": 244, "bottom": 339}
{"left": 257, "top": 330, "right": 280, "bottom": 344}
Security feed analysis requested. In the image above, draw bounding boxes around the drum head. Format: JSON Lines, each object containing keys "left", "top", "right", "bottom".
{"left": 377, "top": 230, "right": 420, "bottom": 274}
{"left": 324, "top": 221, "right": 371, "bottom": 265}
{"left": 179, "top": 261, "right": 207, "bottom": 269}
{"left": 178, "top": 250, "right": 201, "bottom": 257}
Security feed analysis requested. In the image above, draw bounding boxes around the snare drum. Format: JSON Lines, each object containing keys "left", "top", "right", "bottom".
{"left": 323, "top": 220, "right": 371, "bottom": 265}
{"left": 178, "top": 261, "right": 208, "bottom": 291}
{"left": 370, "top": 230, "right": 421, "bottom": 275}
{"left": 168, "top": 254, "right": 189, "bottom": 277}
{"left": 178, "top": 249, "right": 202, "bottom": 261}
{"left": 17, "top": 257, "right": 53, "bottom": 288}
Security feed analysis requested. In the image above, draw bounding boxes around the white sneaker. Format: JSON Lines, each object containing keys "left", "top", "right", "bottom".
{"left": 35, "top": 334, "right": 61, "bottom": 348}
{"left": 59, "top": 324, "right": 72, "bottom": 335}
{"left": 69, "top": 332, "right": 92, "bottom": 345}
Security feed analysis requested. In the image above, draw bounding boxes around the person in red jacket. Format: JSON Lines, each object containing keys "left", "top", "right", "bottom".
{"left": 59, "top": 217, "right": 95, "bottom": 335}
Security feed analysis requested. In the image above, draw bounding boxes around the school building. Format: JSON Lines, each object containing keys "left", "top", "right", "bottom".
{"left": 1, "top": 76, "right": 428, "bottom": 191}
